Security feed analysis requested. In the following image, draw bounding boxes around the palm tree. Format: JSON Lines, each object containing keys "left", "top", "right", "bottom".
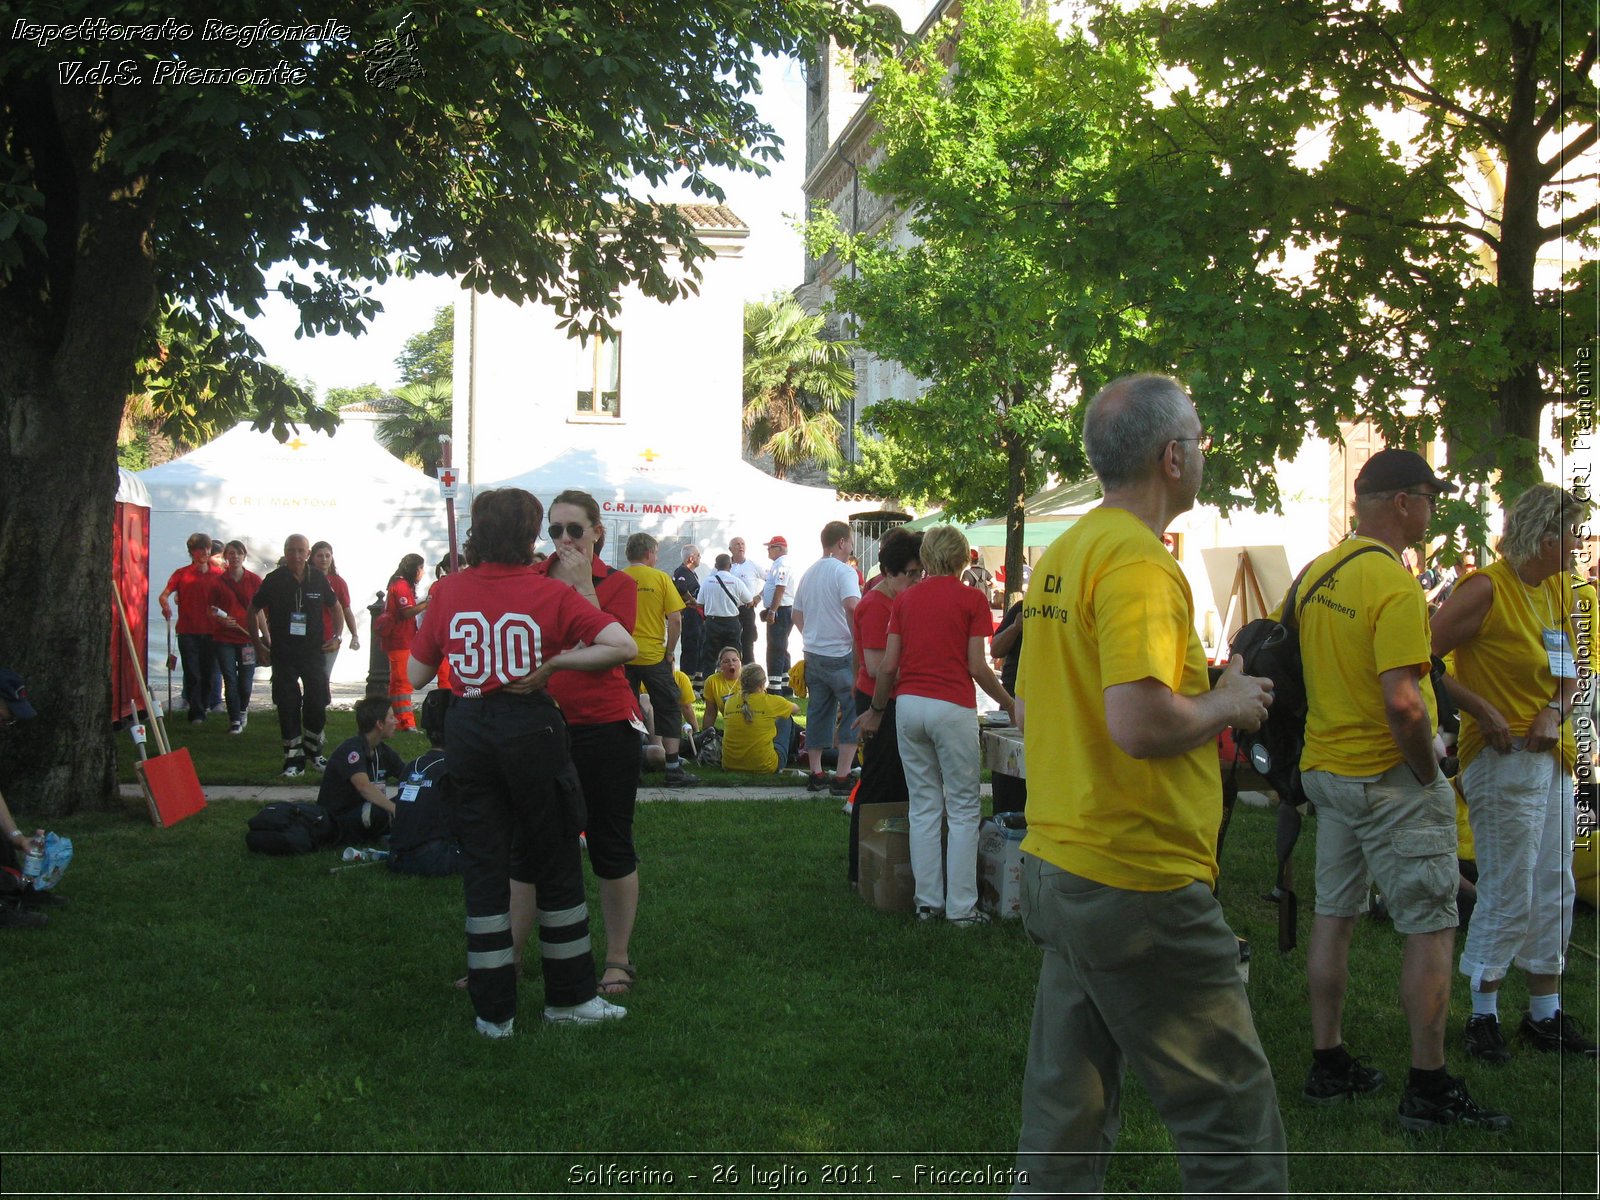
{"left": 742, "top": 295, "right": 855, "bottom": 480}
{"left": 377, "top": 381, "right": 452, "bottom": 474}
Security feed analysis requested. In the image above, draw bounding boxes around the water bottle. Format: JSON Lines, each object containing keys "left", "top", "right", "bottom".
{"left": 341, "top": 847, "right": 389, "bottom": 863}
{"left": 22, "top": 843, "right": 44, "bottom": 885}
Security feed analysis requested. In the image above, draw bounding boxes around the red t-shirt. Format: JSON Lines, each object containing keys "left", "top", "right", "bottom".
{"left": 321, "top": 573, "right": 352, "bottom": 641}
{"left": 381, "top": 578, "right": 419, "bottom": 652}
{"left": 532, "top": 554, "right": 642, "bottom": 726}
{"left": 411, "top": 563, "right": 620, "bottom": 699}
{"left": 852, "top": 586, "right": 893, "bottom": 696}
{"left": 166, "top": 563, "right": 220, "bottom": 635}
{"left": 209, "top": 569, "right": 262, "bottom": 645}
{"left": 888, "top": 574, "right": 993, "bottom": 708}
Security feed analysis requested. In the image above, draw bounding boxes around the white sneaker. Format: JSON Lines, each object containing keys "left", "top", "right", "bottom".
{"left": 228, "top": 719, "right": 243, "bottom": 735}
{"left": 948, "top": 911, "right": 990, "bottom": 929}
{"left": 238, "top": 712, "right": 248, "bottom": 733}
{"left": 474, "top": 1016, "right": 514, "bottom": 1039}
{"left": 544, "top": 995, "right": 627, "bottom": 1025}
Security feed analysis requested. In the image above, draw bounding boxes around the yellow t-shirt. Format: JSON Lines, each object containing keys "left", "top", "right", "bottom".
{"left": 1296, "top": 537, "right": 1437, "bottom": 776}
{"left": 702, "top": 673, "right": 740, "bottom": 723}
{"left": 1452, "top": 560, "right": 1581, "bottom": 773}
{"left": 624, "top": 564, "right": 685, "bottom": 667}
{"left": 721, "top": 690, "right": 792, "bottom": 773}
{"left": 1016, "top": 506, "right": 1222, "bottom": 891}
{"left": 789, "top": 658, "right": 807, "bottom": 698}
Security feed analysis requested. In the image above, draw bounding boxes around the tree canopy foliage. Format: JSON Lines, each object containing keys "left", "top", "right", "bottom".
{"left": 0, "top": 0, "right": 897, "bottom": 815}
{"left": 396, "top": 304, "right": 455, "bottom": 389}
{"left": 742, "top": 295, "right": 854, "bottom": 479}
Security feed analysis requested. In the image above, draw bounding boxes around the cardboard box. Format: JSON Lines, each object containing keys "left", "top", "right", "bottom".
{"left": 856, "top": 801, "right": 914, "bottom": 913}
{"left": 977, "top": 812, "right": 1027, "bottom": 920}
{"left": 982, "top": 725, "right": 1026, "bottom": 778}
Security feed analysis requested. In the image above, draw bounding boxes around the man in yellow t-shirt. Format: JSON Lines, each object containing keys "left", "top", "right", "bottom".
{"left": 1011, "top": 375, "right": 1284, "bottom": 1197}
{"left": 1297, "top": 447, "right": 1508, "bottom": 1133}
{"left": 622, "top": 532, "right": 695, "bottom": 786}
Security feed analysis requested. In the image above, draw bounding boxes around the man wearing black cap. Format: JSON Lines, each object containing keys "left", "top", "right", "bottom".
{"left": 1297, "top": 448, "right": 1508, "bottom": 1132}
{"left": 0, "top": 668, "right": 49, "bottom": 929}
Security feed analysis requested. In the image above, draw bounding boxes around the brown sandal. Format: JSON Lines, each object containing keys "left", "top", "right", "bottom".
{"left": 598, "top": 960, "right": 637, "bottom": 996}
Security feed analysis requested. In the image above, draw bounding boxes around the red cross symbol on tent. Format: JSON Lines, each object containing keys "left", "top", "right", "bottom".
{"left": 437, "top": 467, "right": 458, "bottom": 498}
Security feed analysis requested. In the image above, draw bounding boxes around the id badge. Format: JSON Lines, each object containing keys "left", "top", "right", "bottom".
{"left": 289, "top": 610, "right": 308, "bottom": 637}
{"left": 399, "top": 782, "right": 421, "bottom": 804}
{"left": 241, "top": 645, "right": 256, "bottom": 667}
{"left": 1543, "top": 628, "right": 1576, "bottom": 679}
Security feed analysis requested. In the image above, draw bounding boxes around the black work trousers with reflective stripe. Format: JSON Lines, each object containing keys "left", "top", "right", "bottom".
{"left": 445, "top": 692, "right": 595, "bottom": 1023}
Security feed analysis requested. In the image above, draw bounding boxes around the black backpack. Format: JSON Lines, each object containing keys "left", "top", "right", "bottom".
{"left": 245, "top": 801, "right": 335, "bottom": 856}
{"left": 1228, "top": 545, "right": 1386, "bottom": 950}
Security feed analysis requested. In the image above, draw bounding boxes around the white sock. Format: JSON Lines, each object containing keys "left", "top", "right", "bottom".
{"left": 1529, "top": 993, "right": 1560, "bottom": 1022}
{"left": 1470, "top": 988, "right": 1499, "bottom": 1018}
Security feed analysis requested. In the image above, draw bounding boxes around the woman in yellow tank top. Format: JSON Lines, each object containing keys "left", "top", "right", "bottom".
{"left": 1431, "top": 483, "right": 1593, "bottom": 1061}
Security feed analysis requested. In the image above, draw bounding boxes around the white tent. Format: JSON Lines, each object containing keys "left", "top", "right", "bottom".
{"left": 137, "top": 417, "right": 452, "bottom": 690}
{"left": 476, "top": 447, "right": 853, "bottom": 576}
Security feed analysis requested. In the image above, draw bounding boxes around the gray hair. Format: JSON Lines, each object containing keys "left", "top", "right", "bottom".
{"left": 1082, "top": 374, "right": 1195, "bottom": 488}
{"left": 1498, "top": 483, "right": 1589, "bottom": 566}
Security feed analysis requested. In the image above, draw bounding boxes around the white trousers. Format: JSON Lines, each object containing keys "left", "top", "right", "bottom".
{"left": 1460, "top": 744, "right": 1575, "bottom": 985}
{"left": 896, "top": 695, "right": 982, "bottom": 919}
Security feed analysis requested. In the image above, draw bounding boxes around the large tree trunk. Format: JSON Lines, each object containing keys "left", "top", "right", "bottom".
{"left": 0, "top": 80, "right": 159, "bottom": 816}
{"left": 1001, "top": 401, "right": 1028, "bottom": 610}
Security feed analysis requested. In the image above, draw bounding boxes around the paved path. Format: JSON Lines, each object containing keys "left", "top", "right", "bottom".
{"left": 119, "top": 780, "right": 995, "bottom": 806}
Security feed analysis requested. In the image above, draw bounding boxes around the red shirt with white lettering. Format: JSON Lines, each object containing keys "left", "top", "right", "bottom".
{"left": 166, "top": 563, "right": 219, "bottom": 635}
{"left": 532, "top": 554, "right": 642, "bottom": 726}
{"left": 411, "top": 563, "right": 619, "bottom": 698}
{"left": 852, "top": 586, "right": 893, "bottom": 696}
{"left": 888, "top": 574, "right": 994, "bottom": 708}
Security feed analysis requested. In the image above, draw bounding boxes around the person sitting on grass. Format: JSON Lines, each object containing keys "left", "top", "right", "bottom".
{"left": 316, "top": 695, "right": 404, "bottom": 844}
{"left": 699, "top": 646, "right": 743, "bottom": 736}
{"left": 388, "top": 689, "right": 462, "bottom": 877}
{"left": 720, "top": 664, "right": 798, "bottom": 775}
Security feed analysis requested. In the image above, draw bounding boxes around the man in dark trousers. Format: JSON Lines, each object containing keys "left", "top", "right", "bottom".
{"left": 388, "top": 688, "right": 463, "bottom": 876}
{"left": 250, "top": 532, "right": 343, "bottom": 777}
{"left": 672, "top": 545, "right": 706, "bottom": 682}
{"left": 316, "top": 695, "right": 404, "bottom": 844}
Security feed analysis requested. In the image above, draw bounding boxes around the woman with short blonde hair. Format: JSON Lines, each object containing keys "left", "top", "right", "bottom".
{"left": 1433, "top": 482, "right": 1594, "bottom": 1059}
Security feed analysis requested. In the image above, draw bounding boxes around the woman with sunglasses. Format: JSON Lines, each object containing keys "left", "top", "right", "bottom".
{"left": 514, "top": 489, "right": 646, "bottom": 998}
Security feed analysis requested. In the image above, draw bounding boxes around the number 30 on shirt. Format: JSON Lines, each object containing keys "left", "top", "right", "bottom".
{"left": 448, "top": 612, "right": 544, "bottom": 686}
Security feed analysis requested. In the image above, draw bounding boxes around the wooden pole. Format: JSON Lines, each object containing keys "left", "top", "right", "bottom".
{"left": 112, "top": 581, "right": 170, "bottom": 756}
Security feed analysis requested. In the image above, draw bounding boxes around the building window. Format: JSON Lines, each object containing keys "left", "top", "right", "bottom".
{"left": 576, "top": 333, "right": 621, "bottom": 417}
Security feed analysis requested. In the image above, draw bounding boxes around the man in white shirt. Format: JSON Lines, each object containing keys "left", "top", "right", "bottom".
{"left": 793, "top": 521, "right": 862, "bottom": 795}
{"left": 727, "top": 537, "right": 764, "bottom": 665}
{"left": 697, "top": 553, "right": 753, "bottom": 664}
{"left": 759, "top": 535, "right": 795, "bottom": 692}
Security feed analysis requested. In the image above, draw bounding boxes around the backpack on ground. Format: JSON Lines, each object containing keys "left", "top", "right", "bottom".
{"left": 245, "top": 801, "right": 335, "bottom": 856}
{"left": 695, "top": 728, "right": 722, "bottom": 768}
{"left": 1227, "top": 544, "right": 1387, "bottom": 950}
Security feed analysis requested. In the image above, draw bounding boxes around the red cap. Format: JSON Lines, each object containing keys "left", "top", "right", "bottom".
{"left": 766, "top": 535, "right": 787, "bottom": 549}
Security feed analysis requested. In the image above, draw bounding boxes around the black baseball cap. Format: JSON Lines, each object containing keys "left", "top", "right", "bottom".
{"left": 0, "top": 668, "right": 37, "bottom": 720}
{"left": 1354, "top": 449, "right": 1457, "bottom": 496}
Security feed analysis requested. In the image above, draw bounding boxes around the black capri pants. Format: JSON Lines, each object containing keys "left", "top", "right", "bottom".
{"left": 569, "top": 720, "right": 641, "bottom": 879}
{"left": 447, "top": 692, "right": 596, "bottom": 1023}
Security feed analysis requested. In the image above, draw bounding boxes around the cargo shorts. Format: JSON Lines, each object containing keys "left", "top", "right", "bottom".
{"left": 1304, "top": 761, "right": 1459, "bottom": 935}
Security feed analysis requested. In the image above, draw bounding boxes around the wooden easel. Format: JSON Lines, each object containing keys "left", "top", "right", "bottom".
{"left": 1213, "top": 549, "right": 1272, "bottom": 665}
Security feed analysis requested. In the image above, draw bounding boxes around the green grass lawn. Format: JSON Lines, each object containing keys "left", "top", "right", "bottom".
{"left": 7, "top": 791, "right": 1595, "bottom": 1194}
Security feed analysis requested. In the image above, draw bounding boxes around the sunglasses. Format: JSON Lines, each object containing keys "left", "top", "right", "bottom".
{"left": 548, "top": 522, "right": 590, "bottom": 541}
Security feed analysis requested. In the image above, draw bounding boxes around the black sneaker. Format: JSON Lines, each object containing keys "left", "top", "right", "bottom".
{"left": 1521, "top": 1011, "right": 1599, "bottom": 1057}
{"left": 664, "top": 766, "right": 699, "bottom": 788}
{"left": 1464, "top": 1014, "right": 1512, "bottom": 1064}
{"left": 1303, "top": 1054, "right": 1386, "bottom": 1105}
{"left": 828, "top": 775, "right": 855, "bottom": 798}
{"left": 1397, "top": 1075, "right": 1511, "bottom": 1133}
{"left": 0, "top": 900, "right": 47, "bottom": 929}
{"left": 806, "top": 772, "right": 829, "bottom": 793}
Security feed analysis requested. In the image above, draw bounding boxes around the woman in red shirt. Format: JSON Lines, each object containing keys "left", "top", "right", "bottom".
{"left": 311, "top": 541, "right": 360, "bottom": 687}
{"left": 209, "top": 540, "right": 262, "bottom": 734}
{"left": 380, "top": 554, "right": 427, "bottom": 730}
{"left": 858, "top": 525, "right": 1014, "bottom": 925}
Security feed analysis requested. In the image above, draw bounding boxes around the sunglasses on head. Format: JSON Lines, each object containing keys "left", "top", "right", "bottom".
{"left": 549, "top": 522, "right": 589, "bottom": 541}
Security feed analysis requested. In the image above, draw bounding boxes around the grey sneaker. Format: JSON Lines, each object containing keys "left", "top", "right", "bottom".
{"left": 1464, "top": 1014, "right": 1512, "bottom": 1064}
{"left": 948, "top": 911, "right": 991, "bottom": 929}
{"left": 474, "top": 1016, "right": 514, "bottom": 1039}
{"left": 1303, "top": 1054, "right": 1387, "bottom": 1104}
{"left": 1521, "top": 1011, "right": 1599, "bottom": 1057}
{"left": 1397, "top": 1074, "right": 1511, "bottom": 1133}
{"left": 664, "top": 766, "right": 699, "bottom": 788}
{"left": 544, "top": 995, "right": 627, "bottom": 1025}
{"left": 915, "top": 906, "right": 944, "bottom": 922}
